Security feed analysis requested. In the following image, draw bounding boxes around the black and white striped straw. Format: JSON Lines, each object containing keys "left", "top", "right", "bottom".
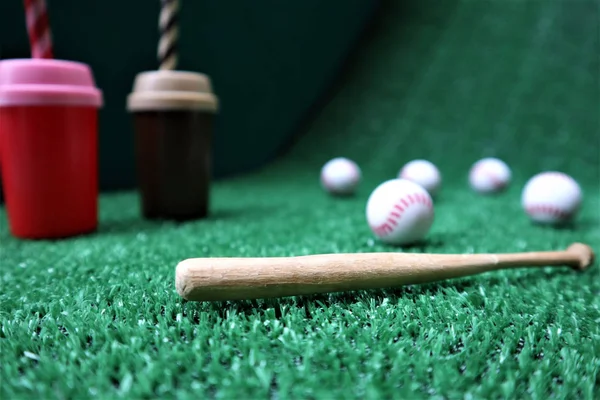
{"left": 158, "top": 0, "right": 179, "bottom": 70}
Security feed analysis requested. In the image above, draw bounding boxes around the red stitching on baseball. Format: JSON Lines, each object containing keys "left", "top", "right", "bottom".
{"left": 370, "top": 192, "right": 433, "bottom": 237}
{"left": 526, "top": 204, "right": 572, "bottom": 220}
{"left": 472, "top": 164, "right": 506, "bottom": 189}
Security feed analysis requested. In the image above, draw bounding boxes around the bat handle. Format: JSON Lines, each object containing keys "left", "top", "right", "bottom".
{"left": 497, "top": 243, "right": 595, "bottom": 271}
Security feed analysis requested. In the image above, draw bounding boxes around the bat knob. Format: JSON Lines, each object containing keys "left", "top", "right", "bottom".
{"left": 567, "top": 243, "right": 595, "bottom": 271}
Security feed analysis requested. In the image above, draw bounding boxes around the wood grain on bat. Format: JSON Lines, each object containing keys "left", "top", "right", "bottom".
{"left": 175, "top": 243, "right": 594, "bottom": 302}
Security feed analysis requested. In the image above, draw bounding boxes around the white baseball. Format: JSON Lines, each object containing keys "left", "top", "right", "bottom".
{"left": 521, "top": 172, "right": 582, "bottom": 224}
{"left": 366, "top": 178, "right": 434, "bottom": 245}
{"left": 398, "top": 159, "right": 441, "bottom": 196}
{"left": 469, "top": 157, "right": 511, "bottom": 194}
{"left": 320, "top": 157, "right": 361, "bottom": 195}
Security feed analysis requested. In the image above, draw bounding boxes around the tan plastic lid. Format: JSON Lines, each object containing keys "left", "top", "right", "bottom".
{"left": 127, "top": 70, "right": 218, "bottom": 112}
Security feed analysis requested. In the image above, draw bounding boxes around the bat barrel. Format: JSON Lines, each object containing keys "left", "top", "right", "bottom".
{"left": 174, "top": 247, "right": 569, "bottom": 301}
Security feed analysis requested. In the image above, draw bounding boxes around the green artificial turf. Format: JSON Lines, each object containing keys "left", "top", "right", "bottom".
{"left": 1, "top": 0, "right": 599, "bottom": 398}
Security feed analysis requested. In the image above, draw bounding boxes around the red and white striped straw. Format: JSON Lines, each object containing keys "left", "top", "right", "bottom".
{"left": 23, "top": 0, "right": 54, "bottom": 59}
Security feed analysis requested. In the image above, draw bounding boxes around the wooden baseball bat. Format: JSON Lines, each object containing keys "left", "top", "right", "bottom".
{"left": 175, "top": 243, "right": 594, "bottom": 302}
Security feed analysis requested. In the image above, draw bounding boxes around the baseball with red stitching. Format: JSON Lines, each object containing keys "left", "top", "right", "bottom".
{"left": 366, "top": 178, "right": 434, "bottom": 245}
{"left": 521, "top": 171, "right": 582, "bottom": 224}
{"left": 320, "top": 157, "right": 361, "bottom": 195}
{"left": 398, "top": 159, "right": 441, "bottom": 196}
{"left": 469, "top": 157, "right": 511, "bottom": 194}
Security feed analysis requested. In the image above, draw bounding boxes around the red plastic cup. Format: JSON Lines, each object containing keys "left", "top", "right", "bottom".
{"left": 0, "top": 59, "right": 103, "bottom": 239}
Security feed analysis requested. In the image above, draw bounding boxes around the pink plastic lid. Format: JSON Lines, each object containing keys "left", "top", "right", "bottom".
{"left": 0, "top": 59, "right": 103, "bottom": 107}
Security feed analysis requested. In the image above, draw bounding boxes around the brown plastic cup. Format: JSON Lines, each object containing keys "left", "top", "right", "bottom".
{"left": 127, "top": 70, "right": 218, "bottom": 220}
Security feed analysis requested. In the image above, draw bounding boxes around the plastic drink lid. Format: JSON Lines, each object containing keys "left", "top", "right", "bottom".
{"left": 0, "top": 59, "right": 103, "bottom": 107}
{"left": 127, "top": 70, "right": 218, "bottom": 112}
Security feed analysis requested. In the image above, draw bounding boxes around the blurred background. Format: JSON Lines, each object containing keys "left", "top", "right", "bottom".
{"left": 0, "top": 0, "right": 379, "bottom": 191}
{"left": 1, "top": 0, "right": 598, "bottom": 195}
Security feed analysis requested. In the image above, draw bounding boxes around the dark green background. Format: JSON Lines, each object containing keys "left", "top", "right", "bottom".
{"left": 0, "top": 0, "right": 377, "bottom": 190}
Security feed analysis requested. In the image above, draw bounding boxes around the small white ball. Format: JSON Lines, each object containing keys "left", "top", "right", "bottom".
{"left": 398, "top": 159, "right": 441, "bottom": 196}
{"left": 521, "top": 172, "right": 582, "bottom": 224}
{"left": 469, "top": 157, "right": 511, "bottom": 194}
{"left": 320, "top": 157, "right": 361, "bottom": 195}
{"left": 366, "top": 179, "right": 434, "bottom": 245}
